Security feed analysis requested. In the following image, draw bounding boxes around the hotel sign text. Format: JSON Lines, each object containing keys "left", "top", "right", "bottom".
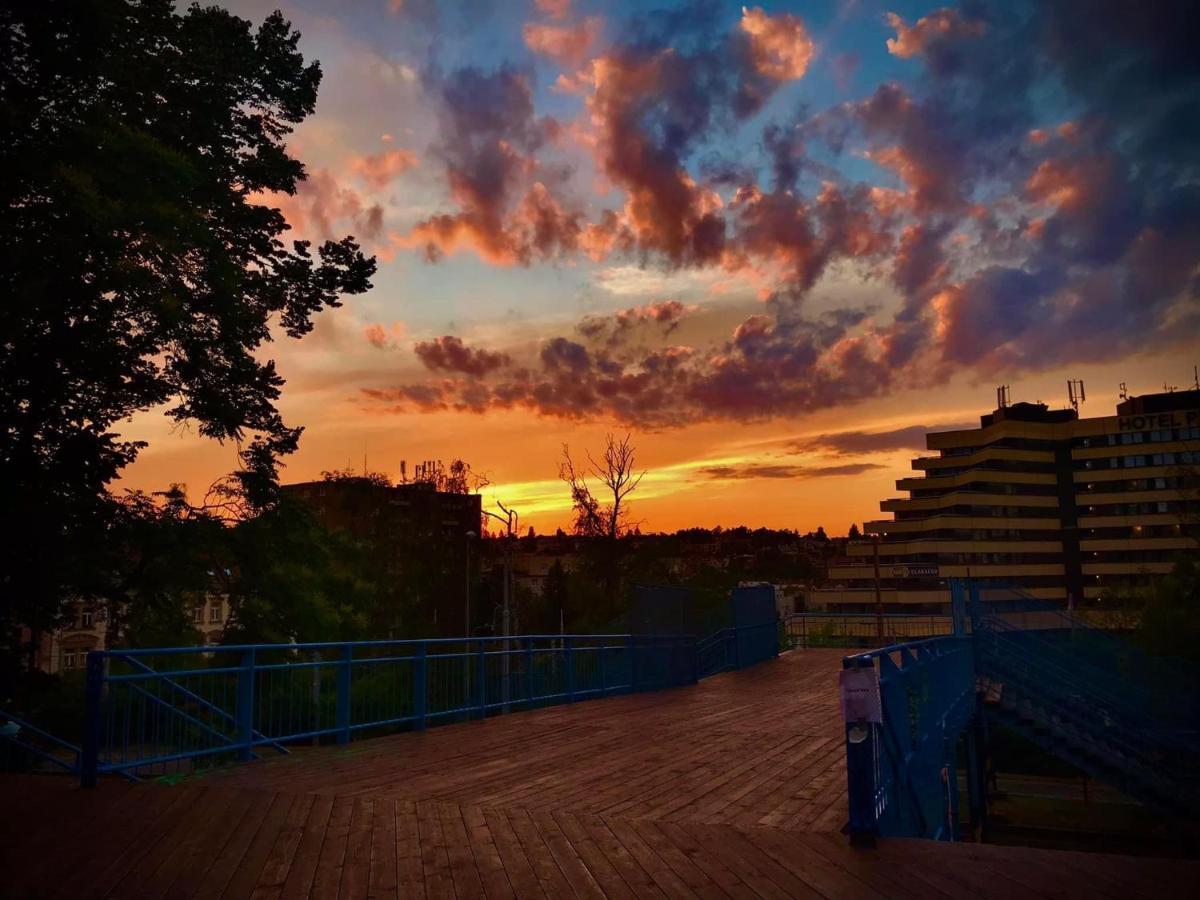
{"left": 1118, "top": 409, "right": 1199, "bottom": 432}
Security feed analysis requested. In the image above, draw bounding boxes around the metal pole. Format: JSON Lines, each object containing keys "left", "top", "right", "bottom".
{"left": 502, "top": 516, "right": 512, "bottom": 712}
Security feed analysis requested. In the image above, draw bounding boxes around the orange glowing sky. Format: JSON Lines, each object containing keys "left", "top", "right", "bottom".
{"left": 117, "top": 0, "right": 1200, "bottom": 534}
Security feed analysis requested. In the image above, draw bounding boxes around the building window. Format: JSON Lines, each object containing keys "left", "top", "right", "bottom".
{"left": 193, "top": 606, "right": 204, "bottom": 624}
{"left": 209, "top": 605, "right": 222, "bottom": 623}
{"left": 63, "top": 649, "right": 77, "bottom": 670}
{"left": 80, "top": 610, "right": 93, "bottom": 628}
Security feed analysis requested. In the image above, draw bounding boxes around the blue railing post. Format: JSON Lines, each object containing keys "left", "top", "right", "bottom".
{"left": 81, "top": 651, "right": 104, "bottom": 788}
{"left": 336, "top": 645, "right": 352, "bottom": 745}
{"left": 475, "top": 639, "right": 486, "bottom": 717}
{"left": 565, "top": 637, "right": 575, "bottom": 701}
{"left": 732, "top": 626, "right": 741, "bottom": 670}
{"left": 629, "top": 634, "right": 639, "bottom": 692}
{"left": 237, "top": 648, "right": 256, "bottom": 760}
{"left": 524, "top": 638, "right": 535, "bottom": 705}
{"left": 414, "top": 642, "right": 427, "bottom": 731}
{"left": 598, "top": 643, "right": 607, "bottom": 697}
{"left": 843, "top": 655, "right": 879, "bottom": 847}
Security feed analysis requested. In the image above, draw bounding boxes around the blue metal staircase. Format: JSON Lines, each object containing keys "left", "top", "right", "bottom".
{"left": 973, "top": 595, "right": 1200, "bottom": 818}
{"left": 843, "top": 581, "right": 1200, "bottom": 843}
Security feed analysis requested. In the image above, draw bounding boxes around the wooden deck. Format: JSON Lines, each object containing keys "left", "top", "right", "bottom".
{"left": 4, "top": 649, "right": 1197, "bottom": 898}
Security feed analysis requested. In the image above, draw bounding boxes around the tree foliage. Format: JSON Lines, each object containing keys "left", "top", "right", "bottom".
{"left": 0, "top": 0, "right": 375, "bottom": 660}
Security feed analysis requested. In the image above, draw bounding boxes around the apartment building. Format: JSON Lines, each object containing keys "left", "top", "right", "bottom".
{"left": 815, "top": 388, "right": 1200, "bottom": 611}
{"left": 28, "top": 593, "right": 232, "bottom": 675}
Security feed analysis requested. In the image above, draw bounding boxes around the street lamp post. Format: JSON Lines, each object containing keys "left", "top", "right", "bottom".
{"left": 482, "top": 503, "right": 518, "bottom": 713}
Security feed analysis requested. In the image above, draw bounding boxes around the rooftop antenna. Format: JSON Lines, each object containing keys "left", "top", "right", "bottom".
{"left": 1164, "top": 382, "right": 1177, "bottom": 393}
{"left": 1067, "top": 379, "right": 1086, "bottom": 413}
{"left": 1119, "top": 382, "right": 1128, "bottom": 401}
{"left": 996, "top": 384, "right": 1010, "bottom": 409}
{"left": 1193, "top": 365, "right": 1199, "bottom": 390}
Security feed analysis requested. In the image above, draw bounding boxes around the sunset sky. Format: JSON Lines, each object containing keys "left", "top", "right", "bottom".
{"left": 120, "top": 0, "right": 1200, "bottom": 534}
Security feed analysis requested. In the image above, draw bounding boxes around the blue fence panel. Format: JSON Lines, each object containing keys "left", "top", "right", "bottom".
{"left": 732, "top": 585, "right": 778, "bottom": 667}
{"left": 842, "top": 636, "right": 976, "bottom": 843}
{"left": 79, "top": 632, "right": 700, "bottom": 786}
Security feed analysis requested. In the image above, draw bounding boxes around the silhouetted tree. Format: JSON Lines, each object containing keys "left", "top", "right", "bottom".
{"left": 0, "top": 0, "right": 375, "bottom": 667}
{"left": 848, "top": 523, "right": 861, "bottom": 540}
{"left": 559, "top": 433, "right": 646, "bottom": 539}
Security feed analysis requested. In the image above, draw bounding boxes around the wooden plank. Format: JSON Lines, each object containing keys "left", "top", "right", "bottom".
{"left": 627, "top": 819, "right": 728, "bottom": 900}
{"left": 337, "top": 797, "right": 374, "bottom": 900}
{"left": 249, "top": 793, "right": 317, "bottom": 900}
{"left": 794, "top": 831, "right": 957, "bottom": 900}
{"left": 393, "top": 800, "right": 427, "bottom": 900}
{"left": 218, "top": 792, "right": 298, "bottom": 900}
{"left": 49, "top": 784, "right": 188, "bottom": 900}
{"left": 546, "top": 810, "right": 638, "bottom": 900}
{"left": 437, "top": 801, "right": 485, "bottom": 900}
{"left": 702, "top": 824, "right": 827, "bottom": 900}
{"left": 653, "top": 819, "right": 774, "bottom": 900}
{"left": 109, "top": 786, "right": 216, "bottom": 899}
{"left": 164, "top": 788, "right": 258, "bottom": 900}
{"left": 415, "top": 799, "right": 455, "bottom": 900}
{"left": 874, "top": 837, "right": 1051, "bottom": 900}
{"left": 458, "top": 805, "right": 516, "bottom": 900}
{"left": 479, "top": 807, "right": 545, "bottom": 899}
{"left": 602, "top": 816, "right": 696, "bottom": 897}
{"left": 188, "top": 790, "right": 278, "bottom": 900}
{"left": 367, "top": 797, "right": 399, "bottom": 900}
{"left": 308, "top": 795, "right": 355, "bottom": 900}
{"left": 742, "top": 824, "right": 889, "bottom": 900}
{"left": 278, "top": 795, "right": 336, "bottom": 900}
{"left": 510, "top": 808, "right": 602, "bottom": 899}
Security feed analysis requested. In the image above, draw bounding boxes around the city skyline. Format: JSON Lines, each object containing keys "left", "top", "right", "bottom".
{"left": 114, "top": 0, "right": 1200, "bottom": 533}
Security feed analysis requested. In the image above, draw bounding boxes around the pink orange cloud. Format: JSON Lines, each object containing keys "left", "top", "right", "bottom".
{"left": 740, "top": 6, "right": 816, "bottom": 81}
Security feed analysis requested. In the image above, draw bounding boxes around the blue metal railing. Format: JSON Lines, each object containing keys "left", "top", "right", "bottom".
{"left": 842, "top": 636, "right": 976, "bottom": 843}
{"left": 786, "top": 612, "right": 954, "bottom": 648}
{"left": 842, "top": 580, "right": 1200, "bottom": 842}
{"left": 696, "top": 620, "right": 779, "bottom": 679}
{"left": 80, "top": 632, "right": 699, "bottom": 786}
{"left": 1, "top": 707, "right": 84, "bottom": 776}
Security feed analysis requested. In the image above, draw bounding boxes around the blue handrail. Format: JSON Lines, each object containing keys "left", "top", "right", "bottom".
{"left": 1, "top": 707, "right": 83, "bottom": 775}
{"left": 842, "top": 636, "right": 976, "bottom": 843}
{"left": 79, "top": 621, "right": 781, "bottom": 787}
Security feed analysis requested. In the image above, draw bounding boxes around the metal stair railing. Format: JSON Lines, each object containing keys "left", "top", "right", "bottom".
{"left": 1, "top": 707, "right": 83, "bottom": 776}
{"left": 843, "top": 636, "right": 977, "bottom": 843}
{"left": 977, "top": 616, "right": 1200, "bottom": 745}
{"left": 976, "top": 626, "right": 1200, "bottom": 812}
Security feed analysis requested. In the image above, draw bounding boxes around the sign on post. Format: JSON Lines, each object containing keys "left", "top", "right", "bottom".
{"left": 839, "top": 665, "right": 882, "bottom": 724}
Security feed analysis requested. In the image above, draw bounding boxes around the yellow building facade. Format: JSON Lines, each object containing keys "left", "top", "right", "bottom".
{"left": 814, "top": 390, "right": 1200, "bottom": 611}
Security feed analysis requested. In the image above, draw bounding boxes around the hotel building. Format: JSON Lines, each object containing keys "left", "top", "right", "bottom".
{"left": 815, "top": 389, "right": 1200, "bottom": 611}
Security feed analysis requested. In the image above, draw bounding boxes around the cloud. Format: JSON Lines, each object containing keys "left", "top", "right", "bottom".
{"left": 699, "top": 462, "right": 885, "bottom": 480}
{"left": 885, "top": 8, "right": 987, "bottom": 61}
{"left": 578, "top": 300, "right": 697, "bottom": 345}
{"left": 361, "top": 301, "right": 896, "bottom": 428}
{"left": 796, "top": 423, "right": 974, "bottom": 455}
{"left": 398, "top": 65, "right": 581, "bottom": 266}
{"left": 740, "top": 6, "right": 816, "bottom": 81}
{"left": 363, "top": 321, "right": 407, "bottom": 350}
{"left": 535, "top": 0, "right": 571, "bottom": 19}
{"left": 413, "top": 336, "right": 511, "bottom": 376}
{"left": 523, "top": 17, "right": 602, "bottom": 68}
{"left": 379, "top": 0, "right": 1199, "bottom": 424}
{"left": 350, "top": 148, "right": 419, "bottom": 189}
{"left": 263, "top": 169, "right": 384, "bottom": 243}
